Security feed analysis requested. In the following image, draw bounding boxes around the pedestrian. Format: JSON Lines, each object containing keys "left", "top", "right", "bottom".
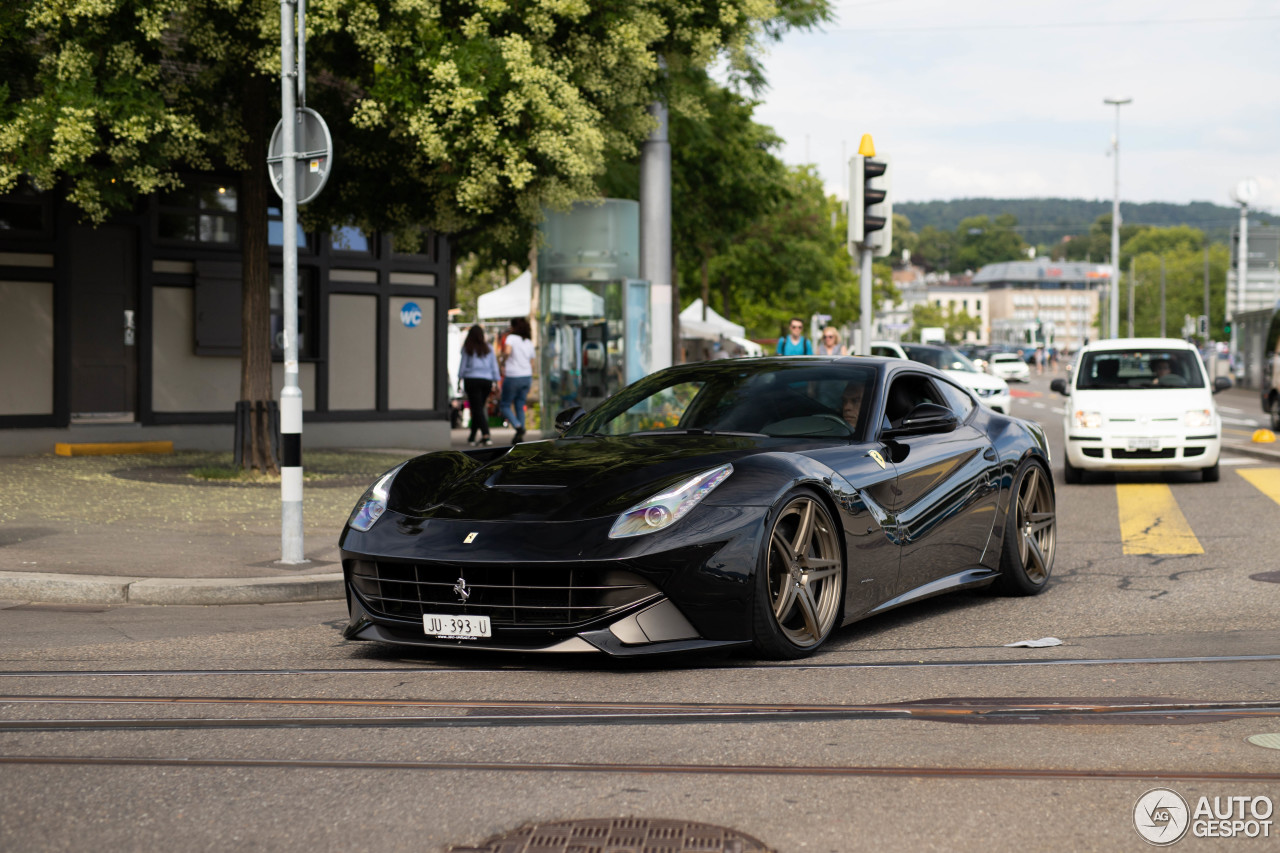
{"left": 776, "top": 317, "right": 813, "bottom": 355}
{"left": 499, "top": 316, "right": 535, "bottom": 444}
{"left": 816, "top": 326, "right": 846, "bottom": 356}
{"left": 459, "top": 324, "right": 500, "bottom": 446}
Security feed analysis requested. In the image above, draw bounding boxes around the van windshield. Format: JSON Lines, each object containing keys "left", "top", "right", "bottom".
{"left": 1076, "top": 349, "right": 1205, "bottom": 390}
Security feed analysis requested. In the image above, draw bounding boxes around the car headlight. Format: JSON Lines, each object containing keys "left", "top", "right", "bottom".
{"left": 1073, "top": 410, "right": 1102, "bottom": 429}
{"left": 1184, "top": 409, "right": 1213, "bottom": 428}
{"left": 608, "top": 464, "right": 733, "bottom": 539}
{"left": 346, "top": 463, "right": 406, "bottom": 532}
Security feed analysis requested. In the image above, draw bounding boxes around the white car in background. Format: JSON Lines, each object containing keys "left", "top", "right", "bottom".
{"left": 1050, "top": 337, "right": 1232, "bottom": 483}
{"left": 987, "top": 352, "right": 1031, "bottom": 382}
{"left": 871, "top": 341, "right": 1012, "bottom": 414}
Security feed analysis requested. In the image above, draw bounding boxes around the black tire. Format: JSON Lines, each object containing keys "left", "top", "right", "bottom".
{"left": 995, "top": 461, "right": 1056, "bottom": 596}
{"left": 751, "top": 490, "right": 845, "bottom": 659}
{"left": 1062, "top": 454, "right": 1081, "bottom": 485}
{"left": 1202, "top": 461, "right": 1220, "bottom": 482}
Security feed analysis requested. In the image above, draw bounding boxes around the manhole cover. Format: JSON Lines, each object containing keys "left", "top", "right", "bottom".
{"left": 1247, "top": 733, "right": 1280, "bottom": 750}
{"left": 449, "top": 818, "right": 774, "bottom": 853}
{"left": 1250, "top": 571, "right": 1280, "bottom": 584}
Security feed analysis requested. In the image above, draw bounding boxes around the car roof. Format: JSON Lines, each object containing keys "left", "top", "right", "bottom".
{"left": 1079, "top": 337, "right": 1197, "bottom": 353}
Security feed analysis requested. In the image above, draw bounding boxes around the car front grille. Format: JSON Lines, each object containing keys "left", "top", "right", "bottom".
{"left": 348, "top": 559, "right": 661, "bottom": 627}
{"left": 1111, "top": 448, "right": 1177, "bottom": 459}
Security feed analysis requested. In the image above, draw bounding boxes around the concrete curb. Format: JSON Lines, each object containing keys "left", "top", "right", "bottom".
{"left": 0, "top": 571, "right": 344, "bottom": 606}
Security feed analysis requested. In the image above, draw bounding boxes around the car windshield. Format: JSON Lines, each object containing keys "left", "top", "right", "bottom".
{"left": 902, "top": 345, "right": 979, "bottom": 373}
{"left": 565, "top": 362, "right": 879, "bottom": 441}
{"left": 992, "top": 354, "right": 1020, "bottom": 363}
{"left": 1076, "top": 349, "right": 1205, "bottom": 390}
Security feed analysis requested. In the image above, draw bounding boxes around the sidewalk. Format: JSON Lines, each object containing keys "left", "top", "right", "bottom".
{"left": 0, "top": 426, "right": 524, "bottom": 607}
{"left": 2, "top": 406, "right": 1277, "bottom": 608}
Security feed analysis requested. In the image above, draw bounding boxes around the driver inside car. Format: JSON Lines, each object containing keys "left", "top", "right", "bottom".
{"left": 840, "top": 380, "right": 867, "bottom": 430}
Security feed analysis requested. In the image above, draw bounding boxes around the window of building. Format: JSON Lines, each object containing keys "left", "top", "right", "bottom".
{"left": 270, "top": 268, "right": 316, "bottom": 358}
{"left": 390, "top": 228, "right": 434, "bottom": 259}
{"left": 157, "top": 179, "right": 238, "bottom": 245}
{"left": 268, "top": 206, "right": 311, "bottom": 251}
{"left": 0, "top": 183, "right": 52, "bottom": 238}
{"left": 331, "top": 223, "right": 373, "bottom": 255}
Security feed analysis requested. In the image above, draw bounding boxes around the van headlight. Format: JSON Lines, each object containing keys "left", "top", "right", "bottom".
{"left": 609, "top": 464, "right": 733, "bottom": 539}
{"left": 347, "top": 463, "right": 406, "bottom": 532}
{"left": 1073, "top": 410, "right": 1102, "bottom": 429}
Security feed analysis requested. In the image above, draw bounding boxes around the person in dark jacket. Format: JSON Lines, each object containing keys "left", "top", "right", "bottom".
{"left": 459, "top": 324, "right": 501, "bottom": 446}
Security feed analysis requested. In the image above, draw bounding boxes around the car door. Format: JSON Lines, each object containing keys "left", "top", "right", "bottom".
{"left": 879, "top": 370, "right": 1000, "bottom": 596}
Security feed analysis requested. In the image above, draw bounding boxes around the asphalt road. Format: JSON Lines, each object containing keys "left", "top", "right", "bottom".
{"left": 3, "top": 373, "right": 1280, "bottom": 852}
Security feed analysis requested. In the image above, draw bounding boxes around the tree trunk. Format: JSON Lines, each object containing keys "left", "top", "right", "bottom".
{"left": 239, "top": 73, "right": 278, "bottom": 474}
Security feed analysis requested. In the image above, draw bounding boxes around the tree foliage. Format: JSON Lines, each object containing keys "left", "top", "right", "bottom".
{"left": 907, "top": 303, "right": 980, "bottom": 345}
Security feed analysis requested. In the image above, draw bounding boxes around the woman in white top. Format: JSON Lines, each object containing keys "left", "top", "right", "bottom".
{"left": 499, "top": 316, "right": 536, "bottom": 444}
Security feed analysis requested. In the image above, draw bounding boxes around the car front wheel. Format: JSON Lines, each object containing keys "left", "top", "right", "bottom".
{"left": 752, "top": 490, "right": 844, "bottom": 659}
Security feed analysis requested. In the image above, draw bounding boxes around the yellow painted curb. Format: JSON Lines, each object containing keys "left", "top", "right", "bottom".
{"left": 55, "top": 440, "right": 174, "bottom": 457}
{"left": 1253, "top": 429, "right": 1277, "bottom": 444}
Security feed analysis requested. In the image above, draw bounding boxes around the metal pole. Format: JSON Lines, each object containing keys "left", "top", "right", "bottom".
{"left": 1159, "top": 255, "right": 1166, "bottom": 338}
{"left": 296, "top": 0, "right": 306, "bottom": 108}
{"left": 640, "top": 97, "right": 672, "bottom": 372}
{"left": 858, "top": 247, "right": 873, "bottom": 356}
{"left": 1127, "top": 257, "right": 1134, "bottom": 338}
{"left": 1232, "top": 201, "right": 1249, "bottom": 364}
{"left": 1105, "top": 97, "right": 1131, "bottom": 340}
{"left": 279, "top": 0, "right": 305, "bottom": 564}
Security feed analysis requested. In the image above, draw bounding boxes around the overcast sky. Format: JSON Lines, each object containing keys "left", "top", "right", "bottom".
{"left": 753, "top": 0, "right": 1280, "bottom": 212}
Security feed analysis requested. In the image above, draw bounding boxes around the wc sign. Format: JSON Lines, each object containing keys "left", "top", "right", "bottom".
{"left": 400, "top": 302, "right": 422, "bottom": 328}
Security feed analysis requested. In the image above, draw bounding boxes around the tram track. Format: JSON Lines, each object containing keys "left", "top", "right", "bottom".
{"left": 2, "top": 753, "right": 1278, "bottom": 783}
{"left": 1, "top": 651, "right": 1279, "bottom": 679}
{"left": 3, "top": 695, "right": 1280, "bottom": 730}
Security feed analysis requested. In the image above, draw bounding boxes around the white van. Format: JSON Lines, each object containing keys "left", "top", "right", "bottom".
{"left": 1050, "top": 338, "right": 1232, "bottom": 483}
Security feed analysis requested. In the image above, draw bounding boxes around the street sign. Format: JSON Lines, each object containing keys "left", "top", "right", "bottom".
{"left": 268, "top": 107, "right": 332, "bottom": 205}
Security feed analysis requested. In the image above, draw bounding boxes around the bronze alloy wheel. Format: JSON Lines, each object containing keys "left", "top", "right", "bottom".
{"left": 764, "top": 495, "right": 843, "bottom": 649}
{"left": 1013, "top": 463, "right": 1056, "bottom": 586}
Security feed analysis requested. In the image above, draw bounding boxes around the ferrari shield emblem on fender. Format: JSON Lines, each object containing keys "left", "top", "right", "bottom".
{"left": 869, "top": 450, "right": 886, "bottom": 469}
{"left": 464, "top": 532, "right": 477, "bottom": 544}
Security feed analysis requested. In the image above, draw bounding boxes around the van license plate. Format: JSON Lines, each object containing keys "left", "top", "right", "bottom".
{"left": 1127, "top": 438, "right": 1160, "bottom": 451}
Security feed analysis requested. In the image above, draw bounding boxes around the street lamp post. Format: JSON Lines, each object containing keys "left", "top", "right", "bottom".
{"left": 1104, "top": 97, "right": 1131, "bottom": 341}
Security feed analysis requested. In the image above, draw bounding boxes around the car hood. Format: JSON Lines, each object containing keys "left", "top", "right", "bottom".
{"left": 384, "top": 435, "right": 770, "bottom": 522}
{"left": 947, "top": 369, "right": 1008, "bottom": 392}
{"left": 1067, "top": 388, "right": 1217, "bottom": 422}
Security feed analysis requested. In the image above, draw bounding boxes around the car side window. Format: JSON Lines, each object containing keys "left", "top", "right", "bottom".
{"left": 872, "top": 345, "right": 899, "bottom": 358}
{"left": 884, "top": 373, "right": 945, "bottom": 427}
{"left": 934, "top": 379, "right": 977, "bottom": 419}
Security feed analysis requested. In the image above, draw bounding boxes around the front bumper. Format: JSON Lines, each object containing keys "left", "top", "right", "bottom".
{"left": 1065, "top": 432, "right": 1222, "bottom": 471}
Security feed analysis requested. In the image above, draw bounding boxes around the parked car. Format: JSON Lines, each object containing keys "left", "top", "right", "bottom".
{"left": 340, "top": 356, "right": 1056, "bottom": 659}
{"left": 872, "top": 341, "right": 1012, "bottom": 413}
{"left": 988, "top": 352, "right": 1031, "bottom": 382}
{"left": 1261, "top": 305, "right": 1280, "bottom": 429}
{"left": 1050, "top": 338, "right": 1232, "bottom": 483}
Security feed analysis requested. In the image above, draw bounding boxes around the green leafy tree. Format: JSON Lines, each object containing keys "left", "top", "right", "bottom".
{"left": 913, "top": 224, "right": 956, "bottom": 272}
{"left": 2, "top": 0, "right": 828, "bottom": 467}
{"left": 954, "top": 213, "right": 1027, "bottom": 270}
{"left": 1125, "top": 242, "right": 1230, "bottom": 341}
{"left": 906, "top": 303, "right": 980, "bottom": 345}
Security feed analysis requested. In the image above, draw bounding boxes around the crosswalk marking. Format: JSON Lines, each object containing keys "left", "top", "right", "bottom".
{"left": 1116, "top": 483, "right": 1205, "bottom": 555}
{"left": 1238, "top": 468, "right": 1280, "bottom": 506}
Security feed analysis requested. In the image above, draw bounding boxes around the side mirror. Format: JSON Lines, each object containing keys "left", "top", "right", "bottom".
{"left": 885, "top": 402, "right": 959, "bottom": 437}
{"left": 1049, "top": 378, "right": 1068, "bottom": 396}
{"left": 1213, "top": 376, "right": 1232, "bottom": 394}
{"left": 554, "top": 406, "right": 587, "bottom": 433}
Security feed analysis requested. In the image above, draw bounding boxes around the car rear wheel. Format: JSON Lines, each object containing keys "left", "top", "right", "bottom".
{"left": 995, "top": 461, "right": 1055, "bottom": 596}
{"left": 752, "top": 491, "right": 844, "bottom": 659}
{"left": 1202, "top": 461, "right": 1220, "bottom": 482}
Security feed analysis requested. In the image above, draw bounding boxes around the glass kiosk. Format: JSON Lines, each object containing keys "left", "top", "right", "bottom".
{"left": 537, "top": 200, "right": 651, "bottom": 422}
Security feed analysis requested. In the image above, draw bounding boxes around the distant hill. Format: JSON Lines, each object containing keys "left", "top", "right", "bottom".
{"left": 894, "top": 198, "right": 1248, "bottom": 246}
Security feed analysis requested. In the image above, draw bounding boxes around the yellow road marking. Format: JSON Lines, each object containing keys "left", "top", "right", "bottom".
{"left": 1116, "top": 484, "right": 1204, "bottom": 555}
{"left": 1238, "top": 468, "right": 1280, "bottom": 506}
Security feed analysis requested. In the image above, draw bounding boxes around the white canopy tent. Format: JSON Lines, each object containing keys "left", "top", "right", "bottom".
{"left": 476, "top": 271, "right": 605, "bottom": 320}
{"left": 679, "top": 300, "right": 764, "bottom": 357}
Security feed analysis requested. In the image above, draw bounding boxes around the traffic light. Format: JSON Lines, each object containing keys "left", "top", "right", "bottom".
{"left": 848, "top": 134, "right": 892, "bottom": 258}
{"left": 1225, "top": 321, "right": 1233, "bottom": 336}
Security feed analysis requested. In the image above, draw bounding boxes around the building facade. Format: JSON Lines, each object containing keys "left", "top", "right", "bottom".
{"left": 974, "top": 258, "right": 1107, "bottom": 352}
{"left": 0, "top": 180, "right": 453, "bottom": 455}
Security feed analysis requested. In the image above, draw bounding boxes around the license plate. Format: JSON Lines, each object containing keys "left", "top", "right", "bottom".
{"left": 1127, "top": 438, "right": 1160, "bottom": 451}
{"left": 423, "top": 613, "right": 491, "bottom": 638}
